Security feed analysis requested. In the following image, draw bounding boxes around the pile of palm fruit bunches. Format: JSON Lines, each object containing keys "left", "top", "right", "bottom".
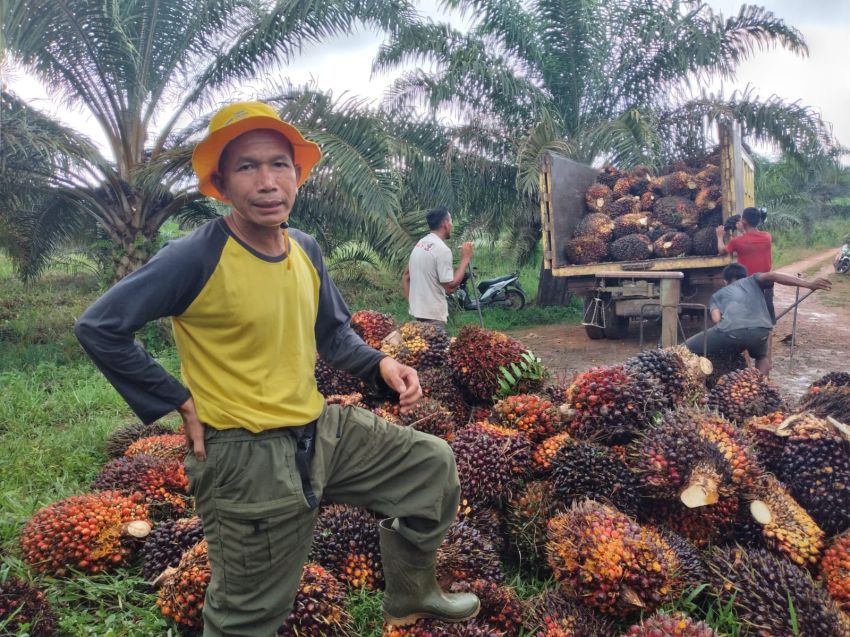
{"left": 7, "top": 311, "right": 850, "bottom": 636}
{"left": 567, "top": 156, "right": 727, "bottom": 265}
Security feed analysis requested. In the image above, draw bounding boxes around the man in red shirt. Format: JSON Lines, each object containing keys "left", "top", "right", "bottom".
{"left": 716, "top": 207, "right": 774, "bottom": 322}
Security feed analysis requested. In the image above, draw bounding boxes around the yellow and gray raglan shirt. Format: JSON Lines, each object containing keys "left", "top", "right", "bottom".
{"left": 75, "top": 218, "right": 386, "bottom": 433}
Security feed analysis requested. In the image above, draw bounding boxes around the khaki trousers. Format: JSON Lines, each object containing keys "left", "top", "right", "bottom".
{"left": 183, "top": 404, "right": 460, "bottom": 637}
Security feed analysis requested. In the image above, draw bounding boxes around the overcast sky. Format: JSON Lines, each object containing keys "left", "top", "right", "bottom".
{"left": 7, "top": 0, "right": 849, "bottom": 160}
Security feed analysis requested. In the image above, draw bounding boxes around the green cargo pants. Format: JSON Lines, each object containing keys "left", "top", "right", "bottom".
{"left": 183, "top": 404, "right": 460, "bottom": 637}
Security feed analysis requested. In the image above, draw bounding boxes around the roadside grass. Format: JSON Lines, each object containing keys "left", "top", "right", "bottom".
{"left": 772, "top": 216, "right": 850, "bottom": 269}
{"left": 820, "top": 272, "right": 850, "bottom": 307}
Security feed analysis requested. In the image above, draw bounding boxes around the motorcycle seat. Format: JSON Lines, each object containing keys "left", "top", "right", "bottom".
{"left": 477, "top": 273, "right": 517, "bottom": 292}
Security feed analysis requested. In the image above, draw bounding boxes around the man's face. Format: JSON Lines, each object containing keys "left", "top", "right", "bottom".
{"left": 214, "top": 129, "right": 300, "bottom": 228}
{"left": 444, "top": 214, "right": 454, "bottom": 239}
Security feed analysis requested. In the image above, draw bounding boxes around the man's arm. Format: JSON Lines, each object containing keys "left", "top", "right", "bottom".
{"left": 441, "top": 242, "right": 473, "bottom": 293}
{"left": 402, "top": 267, "right": 410, "bottom": 301}
{"left": 755, "top": 271, "right": 832, "bottom": 291}
{"left": 710, "top": 308, "right": 722, "bottom": 324}
{"left": 716, "top": 226, "right": 731, "bottom": 255}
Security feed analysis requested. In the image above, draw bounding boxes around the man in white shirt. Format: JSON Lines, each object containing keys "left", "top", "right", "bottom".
{"left": 403, "top": 207, "right": 473, "bottom": 328}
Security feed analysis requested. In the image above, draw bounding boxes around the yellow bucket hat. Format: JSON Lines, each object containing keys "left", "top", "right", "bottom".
{"left": 192, "top": 102, "right": 322, "bottom": 201}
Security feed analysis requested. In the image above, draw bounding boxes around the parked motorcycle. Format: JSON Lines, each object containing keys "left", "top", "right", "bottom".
{"left": 835, "top": 244, "right": 850, "bottom": 274}
{"left": 451, "top": 269, "right": 526, "bottom": 311}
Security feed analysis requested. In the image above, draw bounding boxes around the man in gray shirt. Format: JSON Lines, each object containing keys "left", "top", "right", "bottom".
{"left": 686, "top": 263, "right": 830, "bottom": 376}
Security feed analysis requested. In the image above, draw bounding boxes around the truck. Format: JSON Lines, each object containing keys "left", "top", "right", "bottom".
{"left": 538, "top": 123, "right": 755, "bottom": 340}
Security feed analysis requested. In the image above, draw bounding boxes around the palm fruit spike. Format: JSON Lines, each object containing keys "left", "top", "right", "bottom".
{"left": 142, "top": 516, "right": 204, "bottom": 581}
{"left": 0, "top": 577, "right": 58, "bottom": 637}
{"left": 564, "top": 236, "right": 609, "bottom": 265}
{"left": 92, "top": 454, "right": 189, "bottom": 519}
{"left": 610, "top": 234, "right": 653, "bottom": 262}
{"left": 691, "top": 226, "right": 718, "bottom": 256}
{"left": 639, "top": 191, "right": 655, "bottom": 211}
{"left": 157, "top": 539, "right": 209, "bottom": 630}
{"left": 505, "top": 480, "right": 561, "bottom": 573}
{"left": 667, "top": 345, "right": 713, "bottom": 398}
{"left": 821, "top": 530, "right": 850, "bottom": 614}
{"left": 772, "top": 412, "right": 850, "bottom": 535}
{"left": 810, "top": 371, "right": 850, "bottom": 389}
{"left": 689, "top": 409, "right": 762, "bottom": 489}
{"left": 574, "top": 212, "right": 615, "bottom": 242}
{"left": 381, "top": 321, "right": 450, "bottom": 369}
{"left": 315, "top": 356, "right": 365, "bottom": 396}
{"left": 585, "top": 183, "right": 613, "bottom": 212}
{"left": 654, "top": 196, "right": 698, "bottom": 230}
{"left": 625, "top": 348, "right": 689, "bottom": 409}
{"left": 741, "top": 411, "right": 788, "bottom": 471}
{"left": 310, "top": 504, "right": 382, "bottom": 591}
{"left": 604, "top": 195, "right": 641, "bottom": 218}
{"left": 418, "top": 366, "right": 471, "bottom": 427}
{"left": 596, "top": 165, "right": 623, "bottom": 189}
{"left": 105, "top": 421, "right": 174, "bottom": 458}
{"left": 279, "top": 563, "right": 353, "bottom": 636}
{"left": 452, "top": 422, "right": 532, "bottom": 505}
{"left": 707, "top": 368, "right": 784, "bottom": 423}
{"left": 799, "top": 383, "right": 850, "bottom": 423}
{"left": 747, "top": 473, "right": 824, "bottom": 567}
{"left": 124, "top": 433, "right": 186, "bottom": 462}
{"left": 659, "top": 530, "right": 707, "bottom": 589}
{"left": 437, "top": 518, "right": 504, "bottom": 586}
{"left": 613, "top": 177, "right": 634, "bottom": 198}
{"left": 398, "top": 397, "right": 454, "bottom": 440}
{"left": 324, "top": 392, "right": 368, "bottom": 409}
{"left": 694, "top": 185, "right": 722, "bottom": 213}
{"left": 533, "top": 431, "right": 572, "bottom": 476}
{"left": 492, "top": 394, "right": 562, "bottom": 443}
{"left": 456, "top": 501, "right": 504, "bottom": 552}
{"left": 652, "top": 231, "right": 692, "bottom": 258}
{"left": 20, "top": 491, "right": 150, "bottom": 576}
{"left": 546, "top": 501, "right": 680, "bottom": 617}
{"left": 350, "top": 310, "right": 397, "bottom": 349}
{"left": 550, "top": 438, "right": 643, "bottom": 517}
{"left": 525, "top": 588, "right": 616, "bottom": 637}
{"left": 622, "top": 612, "right": 720, "bottom": 636}
{"left": 382, "top": 619, "right": 505, "bottom": 637}
{"left": 448, "top": 325, "right": 526, "bottom": 403}
{"left": 562, "top": 364, "right": 664, "bottom": 442}
{"left": 448, "top": 579, "right": 524, "bottom": 637}
{"left": 707, "top": 546, "right": 850, "bottom": 637}
{"left": 661, "top": 171, "right": 698, "bottom": 198}
{"left": 612, "top": 212, "right": 651, "bottom": 239}
{"left": 649, "top": 495, "right": 739, "bottom": 548}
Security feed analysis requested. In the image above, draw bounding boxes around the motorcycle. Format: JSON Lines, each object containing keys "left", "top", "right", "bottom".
{"left": 835, "top": 244, "right": 850, "bottom": 274}
{"left": 450, "top": 268, "right": 526, "bottom": 311}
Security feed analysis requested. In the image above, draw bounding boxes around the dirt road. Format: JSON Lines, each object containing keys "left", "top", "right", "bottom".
{"left": 507, "top": 248, "right": 849, "bottom": 400}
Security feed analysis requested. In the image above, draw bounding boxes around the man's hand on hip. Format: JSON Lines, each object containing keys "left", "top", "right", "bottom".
{"left": 379, "top": 357, "right": 423, "bottom": 413}
{"left": 178, "top": 397, "right": 207, "bottom": 461}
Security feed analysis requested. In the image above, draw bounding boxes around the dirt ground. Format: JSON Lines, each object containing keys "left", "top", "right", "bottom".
{"left": 507, "top": 248, "right": 850, "bottom": 401}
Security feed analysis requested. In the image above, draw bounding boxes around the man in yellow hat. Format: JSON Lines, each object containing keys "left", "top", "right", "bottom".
{"left": 76, "top": 102, "right": 479, "bottom": 636}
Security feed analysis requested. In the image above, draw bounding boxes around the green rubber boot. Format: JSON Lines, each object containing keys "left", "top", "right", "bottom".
{"left": 379, "top": 519, "right": 480, "bottom": 626}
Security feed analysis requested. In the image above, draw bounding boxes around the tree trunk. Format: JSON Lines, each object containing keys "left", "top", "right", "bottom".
{"left": 111, "top": 231, "right": 155, "bottom": 281}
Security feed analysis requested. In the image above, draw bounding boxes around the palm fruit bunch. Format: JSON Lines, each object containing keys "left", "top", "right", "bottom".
{"left": 105, "top": 420, "right": 175, "bottom": 458}
{"left": 704, "top": 349, "right": 746, "bottom": 388}
{"left": 124, "top": 433, "right": 186, "bottom": 462}
{"left": 605, "top": 195, "right": 641, "bottom": 218}
{"left": 694, "top": 164, "right": 720, "bottom": 188}
{"left": 584, "top": 183, "right": 613, "bottom": 212}
{"left": 525, "top": 588, "right": 616, "bottom": 637}
{"left": 325, "top": 392, "right": 368, "bottom": 408}
{"left": 746, "top": 474, "right": 824, "bottom": 567}
{"left": 612, "top": 212, "right": 651, "bottom": 239}
{"left": 550, "top": 439, "right": 643, "bottom": 517}
{"left": 92, "top": 454, "right": 189, "bottom": 519}
{"left": 532, "top": 431, "right": 572, "bottom": 475}
{"left": 690, "top": 409, "right": 761, "bottom": 489}
{"left": 574, "top": 213, "right": 615, "bottom": 242}
{"left": 546, "top": 501, "right": 681, "bottom": 617}
{"left": 707, "top": 368, "right": 784, "bottom": 423}
{"left": 596, "top": 165, "right": 623, "bottom": 189}
{"left": 667, "top": 345, "right": 713, "bottom": 398}
{"left": 315, "top": 356, "right": 366, "bottom": 396}
{"left": 562, "top": 365, "right": 663, "bottom": 441}
{"left": 457, "top": 501, "right": 505, "bottom": 551}
{"left": 142, "top": 516, "right": 204, "bottom": 581}
{"left": 820, "top": 530, "right": 850, "bottom": 613}
{"left": 278, "top": 563, "right": 352, "bottom": 637}
{"left": 799, "top": 382, "right": 850, "bottom": 423}
{"left": 350, "top": 310, "right": 397, "bottom": 349}
{"left": 564, "top": 236, "right": 609, "bottom": 265}
{"left": 651, "top": 495, "right": 739, "bottom": 548}
{"left": 311, "top": 504, "right": 382, "bottom": 590}
{"left": 418, "top": 366, "right": 470, "bottom": 427}
{"left": 647, "top": 219, "right": 674, "bottom": 242}
{"left": 707, "top": 546, "right": 850, "bottom": 637}
{"left": 694, "top": 185, "right": 722, "bottom": 214}
{"left": 691, "top": 226, "right": 718, "bottom": 256}
{"left": 20, "top": 491, "right": 150, "bottom": 576}
{"left": 381, "top": 321, "right": 450, "bottom": 369}
{"left": 660, "top": 530, "right": 707, "bottom": 588}
{"left": 448, "top": 326, "right": 527, "bottom": 403}
{"left": 492, "top": 394, "right": 561, "bottom": 443}
{"left": 624, "top": 348, "right": 689, "bottom": 408}
{"left": 448, "top": 579, "right": 524, "bottom": 637}
{"left": 0, "top": 577, "right": 58, "bottom": 637}
{"left": 652, "top": 231, "right": 692, "bottom": 258}
{"left": 398, "top": 397, "right": 454, "bottom": 440}
{"left": 660, "top": 171, "right": 698, "bottom": 198}
{"left": 810, "top": 371, "right": 850, "bottom": 389}
{"left": 542, "top": 380, "right": 568, "bottom": 406}
{"left": 610, "top": 234, "right": 653, "bottom": 262}
{"left": 621, "top": 612, "right": 720, "bottom": 637}
{"left": 437, "top": 519, "right": 504, "bottom": 586}
{"left": 613, "top": 176, "right": 634, "bottom": 198}
{"left": 654, "top": 196, "right": 698, "bottom": 230}
{"left": 157, "top": 539, "right": 210, "bottom": 631}
{"left": 505, "top": 480, "right": 561, "bottom": 572}
{"left": 740, "top": 410, "right": 787, "bottom": 471}
{"left": 770, "top": 412, "right": 850, "bottom": 535}
{"left": 639, "top": 190, "right": 656, "bottom": 211}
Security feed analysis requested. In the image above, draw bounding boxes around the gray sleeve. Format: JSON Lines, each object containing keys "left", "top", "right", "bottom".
{"left": 290, "top": 230, "right": 387, "bottom": 384}
{"left": 75, "top": 221, "right": 226, "bottom": 424}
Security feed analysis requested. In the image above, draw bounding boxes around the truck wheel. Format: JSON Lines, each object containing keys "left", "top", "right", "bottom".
{"left": 583, "top": 298, "right": 606, "bottom": 340}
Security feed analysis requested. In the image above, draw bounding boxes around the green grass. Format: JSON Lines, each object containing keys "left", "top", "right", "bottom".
{"left": 772, "top": 215, "right": 850, "bottom": 269}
